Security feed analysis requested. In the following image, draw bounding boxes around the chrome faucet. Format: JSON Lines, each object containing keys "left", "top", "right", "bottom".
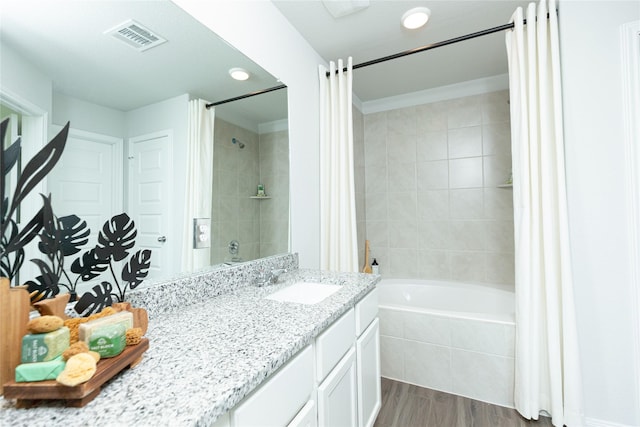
{"left": 254, "top": 268, "right": 288, "bottom": 287}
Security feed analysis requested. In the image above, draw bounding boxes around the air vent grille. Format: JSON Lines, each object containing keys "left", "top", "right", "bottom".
{"left": 105, "top": 20, "right": 167, "bottom": 52}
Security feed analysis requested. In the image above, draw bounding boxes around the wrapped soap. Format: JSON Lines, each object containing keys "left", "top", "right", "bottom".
{"left": 88, "top": 323, "right": 126, "bottom": 358}
{"left": 79, "top": 311, "right": 133, "bottom": 343}
{"left": 21, "top": 327, "right": 70, "bottom": 363}
{"left": 15, "top": 356, "right": 66, "bottom": 382}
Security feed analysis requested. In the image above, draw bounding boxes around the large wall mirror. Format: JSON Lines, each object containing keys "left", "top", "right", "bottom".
{"left": 0, "top": 0, "right": 289, "bottom": 295}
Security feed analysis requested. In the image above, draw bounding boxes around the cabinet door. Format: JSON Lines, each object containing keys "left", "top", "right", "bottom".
{"left": 288, "top": 400, "right": 317, "bottom": 427}
{"left": 317, "top": 347, "right": 357, "bottom": 427}
{"left": 357, "top": 318, "right": 381, "bottom": 427}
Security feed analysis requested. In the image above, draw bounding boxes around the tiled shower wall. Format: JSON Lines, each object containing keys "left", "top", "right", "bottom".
{"left": 257, "top": 129, "right": 290, "bottom": 258}
{"left": 211, "top": 118, "right": 289, "bottom": 264}
{"left": 361, "top": 90, "right": 515, "bottom": 286}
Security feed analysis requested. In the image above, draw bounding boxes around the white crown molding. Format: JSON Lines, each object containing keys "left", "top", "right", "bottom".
{"left": 352, "top": 93, "right": 363, "bottom": 112}
{"left": 360, "top": 73, "right": 509, "bottom": 114}
{"left": 259, "top": 118, "right": 289, "bottom": 134}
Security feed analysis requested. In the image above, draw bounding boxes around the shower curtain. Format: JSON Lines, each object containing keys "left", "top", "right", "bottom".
{"left": 318, "top": 57, "right": 358, "bottom": 272}
{"left": 181, "top": 99, "right": 215, "bottom": 272}
{"left": 506, "top": 0, "right": 582, "bottom": 425}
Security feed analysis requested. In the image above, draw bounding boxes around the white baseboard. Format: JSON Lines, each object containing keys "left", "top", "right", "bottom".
{"left": 584, "top": 416, "right": 639, "bottom": 427}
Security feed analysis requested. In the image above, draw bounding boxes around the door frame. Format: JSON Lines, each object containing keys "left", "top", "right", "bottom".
{"left": 0, "top": 88, "right": 48, "bottom": 283}
{"left": 621, "top": 19, "right": 640, "bottom": 413}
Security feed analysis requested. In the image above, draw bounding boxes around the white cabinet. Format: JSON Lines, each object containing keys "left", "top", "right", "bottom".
{"left": 288, "top": 401, "right": 318, "bottom": 427}
{"left": 232, "top": 345, "right": 314, "bottom": 427}
{"left": 315, "top": 308, "right": 355, "bottom": 382}
{"left": 226, "top": 287, "right": 380, "bottom": 427}
{"left": 357, "top": 318, "right": 381, "bottom": 427}
{"left": 355, "top": 288, "right": 378, "bottom": 336}
{"left": 317, "top": 347, "right": 358, "bottom": 427}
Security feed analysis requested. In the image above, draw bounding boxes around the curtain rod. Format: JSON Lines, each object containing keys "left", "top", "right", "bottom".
{"left": 206, "top": 84, "right": 286, "bottom": 109}
{"left": 330, "top": 21, "right": 518, "bottom": 76}
{"left": 207, "top": 15, "right": 542, "bottom": 108}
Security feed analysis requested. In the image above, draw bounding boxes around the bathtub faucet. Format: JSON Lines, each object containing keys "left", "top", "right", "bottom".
{"left": 254, "top": 268, "right": 288, "bottom": 287}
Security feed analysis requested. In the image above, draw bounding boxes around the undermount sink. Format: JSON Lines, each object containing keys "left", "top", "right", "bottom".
{"left": 265, "top": 282, "right": 342, "bottom": 305}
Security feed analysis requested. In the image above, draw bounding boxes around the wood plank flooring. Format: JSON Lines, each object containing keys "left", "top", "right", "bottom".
{"left": 374, "top": 378, "right": 554, "bottom": 427}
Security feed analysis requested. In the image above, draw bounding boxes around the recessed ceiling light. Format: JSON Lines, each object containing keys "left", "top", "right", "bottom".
{"left": 401, "top": 7, "right": 431, "bottom": 30}
{"left": 229, "top": 68, "right": 250, "bottom": 81}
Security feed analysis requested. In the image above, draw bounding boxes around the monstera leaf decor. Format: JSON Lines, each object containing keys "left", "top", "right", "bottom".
{"left": 73, "top": 213, "right": 152, "bottom": 316}
{"left": 1, "top": 117, "right": 152, "bottom": 314}
{"left": 0, "top": 117, "right": 69, "bottom": 293}
{"left": 26, "top": 196, "right": 91, "bottom": 302}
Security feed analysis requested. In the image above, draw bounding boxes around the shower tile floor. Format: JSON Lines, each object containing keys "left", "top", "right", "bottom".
{"left": 374, "top": 378, "right": 554, "bottom": 427}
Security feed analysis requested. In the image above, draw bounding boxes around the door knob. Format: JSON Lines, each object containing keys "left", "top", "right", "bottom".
{"left": 158, "top": 236, "right": 167, "bottom": 243}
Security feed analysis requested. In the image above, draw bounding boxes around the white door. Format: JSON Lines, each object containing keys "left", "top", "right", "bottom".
{"left": 128, "top": 130, "right": 172, "bottom": 281}
{"left": 46, "top": 128, "right": 123, "bottom": 296}
{"left": 317, "top": 347, "right": 358, "bottom": 427}
{"left": 356, "top": 318, "right": 381, "bottom": 427}
{"left": 47, "top": 127, "right": 123, "bottom": 242}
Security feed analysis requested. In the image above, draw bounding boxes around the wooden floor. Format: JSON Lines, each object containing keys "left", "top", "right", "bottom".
{"left": 374, "top": 378, "right": 554, "bottom": 427}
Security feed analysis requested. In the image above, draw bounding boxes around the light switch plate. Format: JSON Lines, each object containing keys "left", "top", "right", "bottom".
{"left": 193, "top": 218, "right": 211, "bottom": 249}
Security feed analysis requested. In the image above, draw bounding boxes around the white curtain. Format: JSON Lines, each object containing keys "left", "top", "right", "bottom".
{"left": 181, "top": 99, "right": 215, "bottom": 272}
{"left": 318, "top": 58, "right": 358, "bottom": 272}
{"left": 506, "top": 1, "right": 582, "bottom": 425}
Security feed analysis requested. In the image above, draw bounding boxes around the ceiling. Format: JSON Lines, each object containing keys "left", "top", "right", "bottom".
{"left": 273, "top": 0, "right": 532, "bottom": 103}
{"left": 1, "top": 0, "right": 533, "bottom": 126}
{"left": 0, "top": 0, "right": 287, "bottom": 127}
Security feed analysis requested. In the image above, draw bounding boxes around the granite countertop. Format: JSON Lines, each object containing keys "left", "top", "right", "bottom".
{"left": 0, "top": 267, "right": 379, "bottom": 426}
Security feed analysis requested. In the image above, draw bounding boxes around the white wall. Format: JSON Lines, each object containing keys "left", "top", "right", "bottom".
{"left": 0, "top": 43, "right": 51, "bottom": 115}
{"left": 559, "top": 1, "right": 640, "bottom": 426}
{"left": 173, "top": 0, "right": 327, "bottom": 269}
{"left": 52, "top": 93, "right": 125, "bottom": 137}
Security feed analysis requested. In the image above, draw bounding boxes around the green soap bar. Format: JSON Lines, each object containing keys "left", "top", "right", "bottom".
{"left": 89, "top": 323, "right": 126, "bottom": 358}
{"left": 21, "top": 327, "right": 70, "bottom": 363}
{"left": 15, "top": 356, "right": 66, "bottom": 382}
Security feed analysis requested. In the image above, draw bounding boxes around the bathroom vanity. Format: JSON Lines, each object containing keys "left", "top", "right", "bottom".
{"left": 0, "top": 254, "right": 381, "bottom": 427}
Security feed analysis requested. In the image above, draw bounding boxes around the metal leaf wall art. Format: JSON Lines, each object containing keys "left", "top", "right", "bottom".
{"left": 0, "top": 117, "right": 69, "bottom": 289}
{"left": 26, "top": 196, "right": 91, "bottom": 301}
{"left": 1, "top": 117, "right": 152, "bottom": 315}
{"left": 73, "top": 213, "right": 152, "bottom": 316}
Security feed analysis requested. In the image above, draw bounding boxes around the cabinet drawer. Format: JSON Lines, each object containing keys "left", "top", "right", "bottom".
{"left": 315, "top": 308, "right": 355, "bottom": 382}
{"left": 355, "top": 288, "right": 378, "bottom": 336}
{"left": 232, "top": 345, "right": 314, "bottom": 427}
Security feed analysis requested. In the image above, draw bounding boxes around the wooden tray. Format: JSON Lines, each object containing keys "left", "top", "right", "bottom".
{"left": 3, "top": 338, "right": 149, "bottom": 408}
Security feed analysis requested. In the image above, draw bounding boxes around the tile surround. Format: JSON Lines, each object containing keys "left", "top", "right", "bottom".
{"left": 211, "top": 119, "right": 289, "bottom": 264}
{"left": 379, "top": 307, "right": 516, "bottom": 408}
{"left": 360, "top": 90, "right": 515, "bottom": 286}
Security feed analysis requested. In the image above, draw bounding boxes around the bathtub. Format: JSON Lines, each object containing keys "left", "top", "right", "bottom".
{"left": 378, "top": 278, "right": 516, "bottom": 408}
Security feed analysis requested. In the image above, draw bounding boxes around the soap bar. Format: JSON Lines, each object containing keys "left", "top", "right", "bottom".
{"left": 15, "top": 356, "right": 66, "bottom": 382}
{"left": 79, "top": 311, "right": 133, "bottom": 343}
{"left": 88, "top": 323, "right": 126, "bottom": 358}
{"left": 21, "top": 327, "right": 70, "bottom": 363}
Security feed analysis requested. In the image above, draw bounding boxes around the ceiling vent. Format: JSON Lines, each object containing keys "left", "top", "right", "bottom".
{"left": 105, "top": 20, "right": 167, "bottom": 52}
{"left": 322, "top": 0, "right": 369, "bottom": 18}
